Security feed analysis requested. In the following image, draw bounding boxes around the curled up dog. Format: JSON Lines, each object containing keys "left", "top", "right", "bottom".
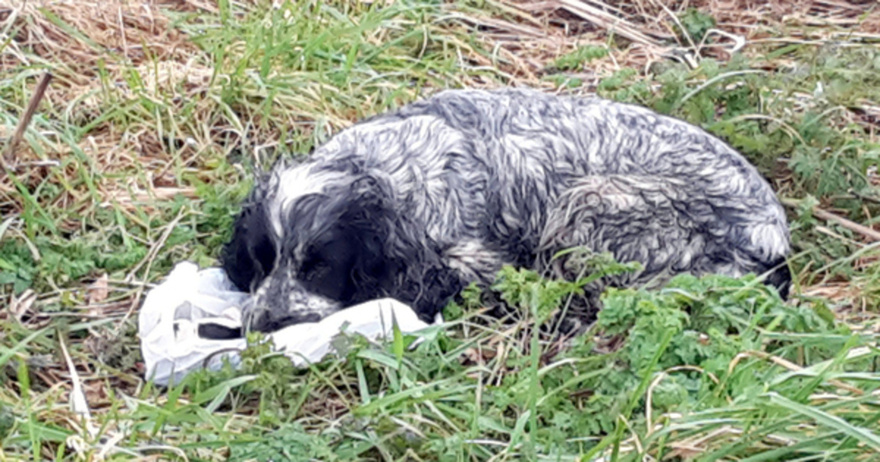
{"left": 221, "top": 88, "right": 792, "bottom": 334}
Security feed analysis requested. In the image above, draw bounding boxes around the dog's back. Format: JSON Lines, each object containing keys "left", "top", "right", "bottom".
{"left": 304, "top": 88, "right": 790, "bottom": 292}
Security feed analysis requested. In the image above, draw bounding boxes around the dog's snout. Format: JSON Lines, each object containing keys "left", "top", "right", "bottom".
{"left": 243, "top": 272, "right": 342, "bottom": 333}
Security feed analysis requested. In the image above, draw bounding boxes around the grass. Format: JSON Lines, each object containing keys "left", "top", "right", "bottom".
{"left": 1, "top": 0, "right": 880, "bottom": 460}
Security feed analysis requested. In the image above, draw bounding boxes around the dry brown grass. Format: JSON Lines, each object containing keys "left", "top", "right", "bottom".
{"left": 3, "top": 1, "right": 201, "bottom": 72}
{"left": 495, "top": 0, "right": 878, "bottom": 68}
{"left": 3, "top": 0, "right": 874, "bottom": 184}
{"left": 2, "top": 0, "right": 212, "bottom": 120}
{"left": 1, "top": 0, "right": 221, "bottom": 219}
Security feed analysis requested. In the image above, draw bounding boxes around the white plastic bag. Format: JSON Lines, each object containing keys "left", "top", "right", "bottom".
{"left": 138, "top": 262, "right": 432, "bottom": 386}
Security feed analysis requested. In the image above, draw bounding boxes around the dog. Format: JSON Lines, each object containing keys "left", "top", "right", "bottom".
{"left": 221, "top": 88, "right": 792, "bottom": 333}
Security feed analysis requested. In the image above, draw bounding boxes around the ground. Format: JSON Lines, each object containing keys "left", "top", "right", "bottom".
{"left": 1, "top": 0, "right": 880, "bottom": 460}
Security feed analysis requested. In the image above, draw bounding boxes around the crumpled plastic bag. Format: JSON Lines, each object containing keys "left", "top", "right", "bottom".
{"left": 138, "top": 261, "right": 432, "bottom": 386}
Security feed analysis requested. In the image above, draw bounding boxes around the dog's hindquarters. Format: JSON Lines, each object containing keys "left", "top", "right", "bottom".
{"left": 536, "top": 174, "right": 791, "bottom": 304}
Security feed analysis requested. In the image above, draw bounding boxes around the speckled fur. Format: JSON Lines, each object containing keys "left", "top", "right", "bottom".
{"left": 222, "top": 88, "right": 791, "bottom": 333}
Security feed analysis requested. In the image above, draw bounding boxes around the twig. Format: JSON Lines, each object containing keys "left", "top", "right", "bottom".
{"left": 521, "top": 0, "right": 663, "bottom": 49}
{"left": 783, "top": 198, "right": 880, "bottom": 243}
{"left": 848, "top": 189, "right": 880, "bottom": 206}
{"left": 2, "top": 72, "right": 52, "bottom": 170}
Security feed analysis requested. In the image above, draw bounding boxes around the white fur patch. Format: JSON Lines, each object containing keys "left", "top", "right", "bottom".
{"left": 444, "top": 240, "right": 505, "bottom": 282}
{"left": 269, "top": 166, "right": 346, "bottom": 240}
{"left": 750, "top": 222, "right": 790, "bottom": 259}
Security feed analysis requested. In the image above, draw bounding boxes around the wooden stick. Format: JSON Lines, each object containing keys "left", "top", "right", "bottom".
{"left": 2, "top": 72, "right": 53, "bottom": 169}
{"left": 783, "top": 198, "right": 880, "bottom": 242}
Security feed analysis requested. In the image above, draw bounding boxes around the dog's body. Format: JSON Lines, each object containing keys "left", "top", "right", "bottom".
{"left": 222, "top": 88, "right": 791, "bottom": 332}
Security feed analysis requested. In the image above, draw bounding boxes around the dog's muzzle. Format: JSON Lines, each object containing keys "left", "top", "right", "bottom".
{"left": 242, "top": 275, "right": 342, "bottom": 333}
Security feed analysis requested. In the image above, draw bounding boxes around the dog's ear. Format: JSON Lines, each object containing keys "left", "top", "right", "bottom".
{"left": 222, "top": 197, "right": 277, "bottom": 293}
{"left": 300, "top": 173, "right": 406, "bottom": 299}
{"left": 297, "top": 172, "right": 464, "bottom": 322}
{"left": 338, "top": 174, "right": 400, "bottom": 295}
{"left": 344, "top": 173, "right": 465, "bottom": 322}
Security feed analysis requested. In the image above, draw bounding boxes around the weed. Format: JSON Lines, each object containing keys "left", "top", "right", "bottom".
{"left": 553, "top": 45, "right": 609, "bottom": 71}
{"left": 677, "top": 8, "right": 716, "bottom": 44}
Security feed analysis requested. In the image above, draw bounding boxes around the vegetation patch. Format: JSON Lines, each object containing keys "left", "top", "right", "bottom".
{"left": 1, "top": 0, "right": 879, "bottom": 460}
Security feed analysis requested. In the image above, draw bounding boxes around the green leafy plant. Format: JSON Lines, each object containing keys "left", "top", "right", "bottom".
{"left": 678, "top": 8, "right": 716, "bottom": 43}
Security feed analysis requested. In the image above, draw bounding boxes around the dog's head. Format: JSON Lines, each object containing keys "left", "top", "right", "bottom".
{"left": 222, "top": 162, "right": 410, "bottom": 332}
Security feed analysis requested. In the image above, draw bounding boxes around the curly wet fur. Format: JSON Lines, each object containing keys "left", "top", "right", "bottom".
{"left": 222, "top": 88, "right": 792, "bottom": 333}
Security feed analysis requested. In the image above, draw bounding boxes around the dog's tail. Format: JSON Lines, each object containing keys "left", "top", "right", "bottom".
{"left": 761, "top": 255, "right": 793, "bottom": 300}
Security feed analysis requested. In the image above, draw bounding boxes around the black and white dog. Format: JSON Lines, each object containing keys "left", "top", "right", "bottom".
{"left": 222, "top": 88, "right": 791, "bottom": 333}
